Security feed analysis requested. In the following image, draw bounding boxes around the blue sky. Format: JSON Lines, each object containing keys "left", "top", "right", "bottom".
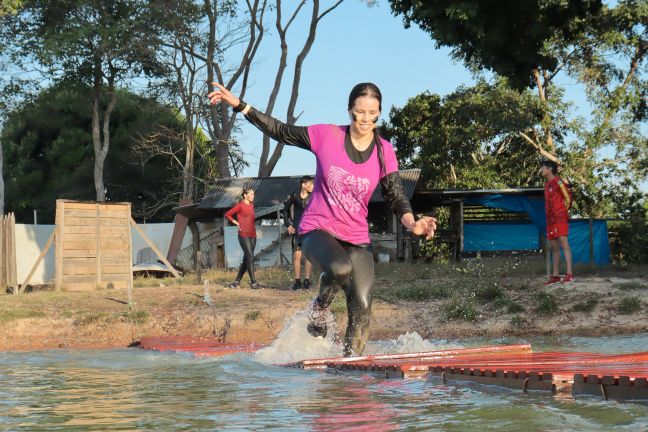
{"left": 235, "top": 1, "right": 475, "bottom": 177}
{"left": 230, "top": 1, "right": 644, "bottom": 190}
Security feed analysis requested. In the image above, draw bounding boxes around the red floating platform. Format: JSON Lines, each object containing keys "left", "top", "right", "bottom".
{"left": 138, "top": 336, "right": 265, "bottom": 358}
{"left": 137, "top": 337, "right": 648, "bottom": 401}
{"left": 282, "top": 344, "right": 648, "bottom": 401}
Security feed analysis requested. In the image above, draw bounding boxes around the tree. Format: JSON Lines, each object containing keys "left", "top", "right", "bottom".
{"left": 388, "top": 0, "right": 602, "bottom": 88}
{"left": 0, "top": 0, "right": 22, "bottom": 16}
{"left": 150, "top": 0, "right": 208, "bottom": 203}
{"left": 560, "top": 0, "right": 647, "bottom": 215}
{"left": 1, "top": 84, "right": 192, "bottom": 223}
{"left": 389, "top": 0, "right": 646, "bottom": 218}
{"left": 167, "top": 0, "right": 346, "bottom": 178}
{"left": 381, "top": 79, "right": 546, "bottom": 189}
{"left": 5, "top": 0, "right": 169, "bottom": 201}
{"left": 0, "top": 0, "right": 29, "bottom": 214}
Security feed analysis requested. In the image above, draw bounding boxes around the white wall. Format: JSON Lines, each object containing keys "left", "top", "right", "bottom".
{"left": 224, "top": 225, "right": 290, "bottom": 269}
{"left": 15, "top": 224, "right": 56, "bottom": 285}
{"left": 15, "top": 223, "right": 193, "bottom": 284}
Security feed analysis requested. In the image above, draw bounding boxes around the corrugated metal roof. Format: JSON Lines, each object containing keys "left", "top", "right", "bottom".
{"left": 370, "top": 169, "right": 421, "bottom": 203}
{"left": 198, "top": 169, "right": 422, "bottom": 210}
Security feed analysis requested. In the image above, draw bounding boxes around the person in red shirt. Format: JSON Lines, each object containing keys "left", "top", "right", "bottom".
{"left": 541, "top": 160, "right": 575, "bottom": 286}
{"left": 224, "top": 188, "right": 265, "bottom": 289}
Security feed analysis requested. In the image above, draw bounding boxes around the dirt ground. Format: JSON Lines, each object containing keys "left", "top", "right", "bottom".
{"left": 1, "top": 261, "right": 647, "bottom": 351}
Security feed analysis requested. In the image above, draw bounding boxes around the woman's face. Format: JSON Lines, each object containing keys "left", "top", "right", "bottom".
{"left": 349, "top": 96, "right": 380, "bottom": 137}
{"left": 244, "top": 190, "right": 255, "bottom": 202}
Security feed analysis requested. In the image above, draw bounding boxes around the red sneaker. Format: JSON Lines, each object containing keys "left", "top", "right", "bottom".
{"left": 561, "top": 274, "right": 575, "bottom": 284}
{"left": 544, "top": 276, "right": 561, "bottom": 286}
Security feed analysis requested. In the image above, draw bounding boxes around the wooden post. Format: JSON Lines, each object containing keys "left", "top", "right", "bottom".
{"left": 0, "top": 214, "right": 5, "bottom": 291}
{"left": 222, "top": 216, "right": 228, "bottom": 268}
{"left": 589, "top": 216, "right": 594, "bottom": 264}
{"left": 55, "top": 200, "right": 64, "bottom": 291}
{"left": 546, "top": 237, "right": 551, "bottom": 279}
{"left": 127, "top": 203, "right": 134, "bottom": 290}
{"left": 188, "top": 220, "right": 201, "bottom": 283}
{"left": 7, "top": 213, "right": 17, "bottom": 293}
{"left": 457, "top": 201, "right": 464, "bottom": 262}
{"left": 276, "top": 209, "right": 282, "bottom": 266}
{"left": 127, "top": 280, "right": 133, "bottom": 306}
{"left": 96, "top": 203, "right": 101, "bottom": 288}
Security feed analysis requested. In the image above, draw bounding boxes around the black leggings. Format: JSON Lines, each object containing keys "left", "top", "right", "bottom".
{"left": 301, "top": 230, "right": 375, "bottom": 357}
{"left": 236, "top": 236, "right": 257, "bottom": 283}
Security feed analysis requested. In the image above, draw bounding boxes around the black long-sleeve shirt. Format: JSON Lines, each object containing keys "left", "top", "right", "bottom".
{"left": 283, "top": 192, "right": 312, "bottom": 229}
{"left": 244, "top": 107, "right": 413, "bottom": 219}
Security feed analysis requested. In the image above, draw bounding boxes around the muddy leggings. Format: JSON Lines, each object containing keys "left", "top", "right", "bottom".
{"left": 301, "top": 230, "right": 375, "bottom": 357}
{"left": 236, "top": 236, "right": 257, "bottom": 284}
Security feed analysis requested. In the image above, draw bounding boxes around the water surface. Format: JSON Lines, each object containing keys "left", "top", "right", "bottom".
{"left": 1, "top": 333, "right": 648, "bottom": 431}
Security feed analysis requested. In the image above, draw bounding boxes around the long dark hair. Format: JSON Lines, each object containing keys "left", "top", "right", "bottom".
{"left": 348, "top": 82, "right": 386, "bottom": 178}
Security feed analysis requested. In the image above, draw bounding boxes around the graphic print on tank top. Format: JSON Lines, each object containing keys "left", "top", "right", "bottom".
{"left": 326, "top": 165, "right": 370, "bottom": 213}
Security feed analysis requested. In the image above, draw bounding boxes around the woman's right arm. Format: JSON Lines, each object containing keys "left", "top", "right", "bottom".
{"left": 208, "top": 82, "right": 311, "bottom": 151}
{"left": 244, "top": 107, "right": 311, "bottom": 151}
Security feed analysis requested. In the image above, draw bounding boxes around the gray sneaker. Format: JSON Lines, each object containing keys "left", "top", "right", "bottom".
{"left": 250, "top": 282, "right": 267, "bottom": 290}
{"left": 307, "top": 298, "right": 333, "bottom": 338}
{"left": 228, "top": 280, "right": 240, "bottom": 289}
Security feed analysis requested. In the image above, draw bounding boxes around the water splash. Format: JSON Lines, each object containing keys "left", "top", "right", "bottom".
{"left": 254, "top": 311, "right": 342, "bottom": 364}
{"left": 364, "top": 332, "right": 464, "bottom": 356}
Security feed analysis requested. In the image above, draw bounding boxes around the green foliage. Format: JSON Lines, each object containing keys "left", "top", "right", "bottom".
{"left": 2, "top": 83, "right": 190, "bottom": 222}
{"left": 122, "top": 309, "right": 149, "bottom": 324}
{"left": 614, "top": 281, "right": 647, "bottom": 291}
{"left": 375, "top": 281, "right": 451, "bottom": 303}
{"left": 618, "top": 296, "right": 642, "bottom": 314}
{"left": 0, "top": 0, "right": 22, "bottom": 16}
{"left": 572, "top": 298, "right": 599, "bottom": 312}
{"left": 330, "top": 298, "right": 347, "bottom": 315}
{"left": 388, "top": 0, "right": 602, "bottom": 88}
{"left": 609, "top": 203, "right": 648, "bottom": 264}
{"left": 509, "top": 314, "right": 530, "bottom": 328}
{"left": 492, "top": 297, "right": 525, "bottom": 314}
{"left": 245, "top": 310, "right": 260, "bottom": 321}
{"left": 535, "top": 292, "right": 559, "bottom": 315}
{"left": 474, "top": 282, "right": 505, "bottom": 304}
{"left": 380, "top": 79, "right": 545, "bottom": 189}
{"left": 441, "top": 298, "right": 477, "bottom": 322}
{"left": 0, "top": 307, "right": 44, "bottom": 324}
{"left": 7, "top": 0, "right": 168, "bottom": 86}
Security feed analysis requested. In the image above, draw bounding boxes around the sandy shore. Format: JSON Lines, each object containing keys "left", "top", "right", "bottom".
{"left": 1, "top": 267, "right": 647, "bottom": 351}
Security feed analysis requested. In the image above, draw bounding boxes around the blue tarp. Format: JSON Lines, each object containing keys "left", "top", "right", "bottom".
{"left": 464, "top": 223, "right": 539, "bottom": 252}
{"left": 464, "top": 195, "right": 611, "bottom": 264}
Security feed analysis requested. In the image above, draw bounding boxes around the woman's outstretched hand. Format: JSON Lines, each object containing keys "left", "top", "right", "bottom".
{"left": 410, "top": 216, "right": 437, "bottom": 240}
{"left": 208, "top": 82, "right": 240, "bottom": 107}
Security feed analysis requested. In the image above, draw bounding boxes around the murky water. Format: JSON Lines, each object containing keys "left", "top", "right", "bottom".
{"left": 2, "top": 331, "right": 648, "bottom": 431}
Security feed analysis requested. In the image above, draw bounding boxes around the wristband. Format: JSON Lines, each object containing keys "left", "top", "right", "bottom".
{"left": 233, "top": 101, "right": 247, "bottom": 113}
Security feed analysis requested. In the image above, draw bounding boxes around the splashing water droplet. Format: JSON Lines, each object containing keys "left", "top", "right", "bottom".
{"left": 255, "top": 310, "right": 342, "bottom": 364}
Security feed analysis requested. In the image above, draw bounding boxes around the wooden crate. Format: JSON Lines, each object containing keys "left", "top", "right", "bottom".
{"left": 55, "top": 200, "right": 133, "bottom": 291}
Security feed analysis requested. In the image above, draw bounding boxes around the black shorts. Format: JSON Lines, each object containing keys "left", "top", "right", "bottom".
{"left": 291, "top": 234, "right": 303, "bottom": 252}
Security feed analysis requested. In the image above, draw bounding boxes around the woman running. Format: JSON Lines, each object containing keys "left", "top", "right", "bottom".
{"left": 209, "top": 82, "right": 436, "bottom": 356}
{"left": 224, "top": 188, "right": 265, "bottom": 289}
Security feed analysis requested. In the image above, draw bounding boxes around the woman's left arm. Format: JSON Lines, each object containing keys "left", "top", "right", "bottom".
{"left": 381, "top": 172, "right": 437, "bottom": 240}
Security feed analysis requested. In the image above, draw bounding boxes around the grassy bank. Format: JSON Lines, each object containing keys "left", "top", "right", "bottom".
{"left": 1, "top": 257, "right": 647, "bottom": 350}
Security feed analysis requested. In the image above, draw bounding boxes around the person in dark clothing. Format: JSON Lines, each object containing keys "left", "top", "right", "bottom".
{"left": 284, "top": 175, "right": 314, "bottom": 290}
{"left": 224, "top": 188, "right": 265, "bottom": 289}
{"left": 209, "top": 82, "right": 436, "bottom": 356}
